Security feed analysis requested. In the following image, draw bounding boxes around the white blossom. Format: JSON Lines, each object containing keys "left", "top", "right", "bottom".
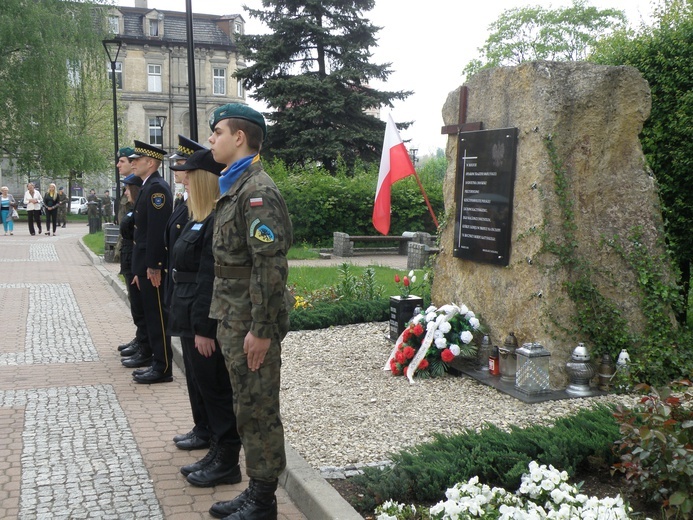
{"left": 425, "top": 311, "right": 436, "bottom": 322}
{"left": 458, "top": 304, "right": 469, "bottom": 315}
{"left": 469, "top": 317, "right": 480, "bottom": 329}
{"left": 449, "top": 344, "right": 461, "bottom": 356}
{"left": 439, "top": 321, "right": 452, "bottom": 334}
{"left": 435, "top": 337, "right": 447, "bottom": 349}
{"left": 460, "top": 330, "right": 473, "bottom": 344}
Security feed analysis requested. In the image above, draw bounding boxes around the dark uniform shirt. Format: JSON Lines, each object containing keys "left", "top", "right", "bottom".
{"left": 119, "top": 210, "right": 135, "bottom": 276}
{"left": 164, "top": 199, "right": 189, "bottom": 307}
{"left": 168, "top": 214, "right": 217, "bottom": 338}
{"left": 132, "top": 172, "right": 172, "bottom": 277}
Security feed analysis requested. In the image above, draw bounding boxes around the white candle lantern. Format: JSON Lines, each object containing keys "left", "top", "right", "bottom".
{"left": 515, "top": 342, "right": 551, "bottom": 395}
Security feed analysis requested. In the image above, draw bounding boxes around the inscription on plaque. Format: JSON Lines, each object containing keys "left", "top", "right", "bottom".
{"left": 453, "top": 127, "right": 518, "bottom": 266}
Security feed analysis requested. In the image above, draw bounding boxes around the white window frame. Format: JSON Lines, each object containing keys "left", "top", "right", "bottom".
{"left": 149, "top": 19, "right": 159, "bottom": 37}
{"left": 107, "top": 61, "right": 123, "bottom": 90}
{"left": 108, "top": 15, "right": 120, "bottom": 34}
{"left": 148, "top": 117, "right": 164, "bottom": 146}
{"left": 234, "top": 22, "right": 242, "bottom": 34}
{"left": 213, "top": 68, "right": 226, "bottom": 95}
{"left": 237, "top": 80, "right": 244, "bottom": 98}
{"left": 147, "top": 64, "right": 162, "bottom": 92}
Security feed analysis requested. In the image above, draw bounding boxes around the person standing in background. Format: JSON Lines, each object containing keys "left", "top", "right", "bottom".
{"left": 23, "top": 183, "right": 43, "bottom": 236}
{"left": 102, "top": 190, "right": 113, "bottom": 223}
{"left": 1, "top": 186, "right": 17, "bottom": 236}
{"left": 57, "top": 187, "right": 68, "bottom": 228}
{"left": 43, "top": 183, "right": 59, "bottom": 236}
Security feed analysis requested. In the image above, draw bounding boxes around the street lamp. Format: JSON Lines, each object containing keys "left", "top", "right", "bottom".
{"left": 155, "top": 115, "right": 169, "bottom": 184}
{"left": 102, "top": 38, "right": 122, "bottom": 222}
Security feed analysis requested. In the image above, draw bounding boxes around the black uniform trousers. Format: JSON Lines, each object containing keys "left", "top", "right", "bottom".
{"left": 139, "top": 276, "right": 171, "bottom": 375}
{"left": 180, "top": 336, "right": 238, "bottom": 445}
{"left": 124, "top": 273, "right": 149, "bottom": 352}
{"left": 180, "top": 335, "right": 211, "bottom": 441}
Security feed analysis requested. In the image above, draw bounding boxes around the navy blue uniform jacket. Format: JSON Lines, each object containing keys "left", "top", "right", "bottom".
{"left": 132, "top": 171, "right": 173, "bottom": 276}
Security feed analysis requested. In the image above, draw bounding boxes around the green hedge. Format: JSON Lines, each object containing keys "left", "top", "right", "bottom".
{"left": 266, "top": 159, "right": 444, "bottom": 247}
{"left": 288, "top": 299, "right": 389, "bottom": 330}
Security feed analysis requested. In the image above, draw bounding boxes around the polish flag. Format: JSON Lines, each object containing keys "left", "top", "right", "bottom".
{"left": 372, "top": 114, "right": 416, "bottom": 235}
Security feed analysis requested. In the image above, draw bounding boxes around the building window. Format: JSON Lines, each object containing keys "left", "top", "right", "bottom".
{"left": 148, "top": 64, "right": 162, "bottom": 92}
{"left": 108, "top": 15, "right": 120, "bottom": 34}
{"left": 237, "top": 80, "right": 244, "bottom": 98}
{"left": 149, "top": 19, "right": 159, "bottom": 36}
{"left": 107, "top": 61, "right": 123, "bottom": 90}
{"left": 149, "top": 117, "right": 164, "bottom": 146}
{"left": 67, "top": 59, "right": 81, "bottom": 87}
{"left": 234, "top": 22, "right": 242, "bottom": 34}
{"left": 213, "top": 68, "right": 226, "bottom": 95}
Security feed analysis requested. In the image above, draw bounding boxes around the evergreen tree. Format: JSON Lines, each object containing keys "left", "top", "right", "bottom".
{"left": 0, "top": 0, "right": 111, "bottom": 179}
{"left": 235, "top": 0, "right": 411, "bottom": 173}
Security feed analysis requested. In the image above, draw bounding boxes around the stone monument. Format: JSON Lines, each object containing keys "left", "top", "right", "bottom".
{"left": 433, "top": 61, "right": 671, "bottom": 386}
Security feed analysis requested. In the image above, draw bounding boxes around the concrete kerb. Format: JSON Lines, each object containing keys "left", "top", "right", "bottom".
{"left": 78, "top": 238, "right": 363, "bottom": 520}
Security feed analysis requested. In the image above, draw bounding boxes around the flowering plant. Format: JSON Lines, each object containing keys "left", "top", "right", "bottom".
{"left": 388, "top": 303, "right": 482, "bottom": 379}
{"left": 375, "top": 461, "right": 643, "bottom": 520}
{"left": 394, "top": 270, "right": 421, "bottom": 298}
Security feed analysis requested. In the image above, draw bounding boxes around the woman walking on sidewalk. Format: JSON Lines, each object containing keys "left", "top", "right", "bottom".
{"left": 43, "top": 183, "right": 60, "bottom": 236}
{"left": 168, "top": 149, "right": 242, "bottom": 489}
{"left": 23, "top": 183, "right": 43, "bottom": 236}
{"left": 1, "top": 186, "right": 17, "bottom": 235}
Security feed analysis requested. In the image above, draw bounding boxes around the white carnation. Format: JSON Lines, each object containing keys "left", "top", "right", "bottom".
{"left": 466, "top": 310, "right": 476, "bottom": 319}
{"left": 460, "top": 330, "right": 473, "bottom": 344}
{"left": 449, "top": 344, "right": 461, "bottom": 356}
{"left": 439, "top": 321, "right": 452, "bottom": 334}
{"left": 425, "top": 311, "right": 436, "bottom": 322}
{"left": 469, "top": 317, "right": 480, "bottom": 330}
{"left": 435, "top": 337, "right": 447, "bottom": 349}
{"left": 458, "top": 304, "right": 468, "bottom": 315}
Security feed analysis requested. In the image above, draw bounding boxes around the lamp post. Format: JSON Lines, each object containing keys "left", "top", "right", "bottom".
{"left": 155, "top": 115, "right": 169, "bottom": 185}
{"left": 102, "top": 39, "right": 122, "bottom": 222}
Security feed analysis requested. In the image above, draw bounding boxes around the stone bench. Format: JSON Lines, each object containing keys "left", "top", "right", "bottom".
{"left": 333, "top": 231, "right": 434, "bottom": 258}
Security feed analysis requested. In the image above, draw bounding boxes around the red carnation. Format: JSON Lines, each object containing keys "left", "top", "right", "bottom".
{"left": 394, "top": 274, "right": 400, "bottom": 283}
{"left": 390, "top": 359, "right": 401, "bottom": 375}
{"left": 402, "top": 329, "right": 412, "bottom": 342}
{"left": 413, "top": 323, "right": 424, "bottom": 336}
{"left": 403, "top": 276, "right": 410, "bottom": 287}
{"left": 418, "top": 359, "right": 429, "bottom": 370}
{"left": 403, "top": 346, "right": 415, "bottom": 360}
{"left": 441, "top": 348, "right": 455, "bottom": 363}
{"left": 395, "top": 350, "right": 406, "bottom": 364}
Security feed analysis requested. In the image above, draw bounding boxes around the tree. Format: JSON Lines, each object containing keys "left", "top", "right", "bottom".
{"left": 0, "top": 0, "right": 111, "bottom": 179}
{"left": 591, "top": 0, "right": 693, "bottom": 322}
{"left": 235, "top": 0, "right": 411, "bottom": 173}
{"left": 463, "top": 0, "right": 626, "bottom": 77}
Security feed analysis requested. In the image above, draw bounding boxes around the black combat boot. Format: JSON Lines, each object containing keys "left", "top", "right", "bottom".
{"left": 224, "top": 479, "right": 278, "bottom": 520}
{"left": 186, "top": 442, "right": 242, "bottom": 487}
{"left": 180, "top": 438, "right": 217, "bottom": 477}
{"left": 209, "top": 482, "right": 253, "bottom": 519}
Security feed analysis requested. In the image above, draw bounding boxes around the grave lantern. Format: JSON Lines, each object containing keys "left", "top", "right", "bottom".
{"left": 565, "top": 342, "right": 595, "bottom": 396}
{"left": 515, "top": 342, "right": 551, "bottom": 395}
{"left": 498, "top": 332, "right": 518, "bottom": 383}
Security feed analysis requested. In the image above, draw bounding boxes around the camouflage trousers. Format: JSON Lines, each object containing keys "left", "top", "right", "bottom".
{"left": 217, "top": 318, "right": 286, "bottom": 481}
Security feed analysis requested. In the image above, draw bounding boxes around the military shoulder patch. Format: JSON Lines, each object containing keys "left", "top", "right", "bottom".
{"left": 151, "top": 193, "right": 166, "bottom": 209}
{"left": 250, "top": 218, "right": 275, "bottom": 243}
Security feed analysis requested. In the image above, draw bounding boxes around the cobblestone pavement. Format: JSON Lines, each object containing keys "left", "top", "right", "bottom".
{"left": 0, "top": 225, "right": 306, "bottom": 520}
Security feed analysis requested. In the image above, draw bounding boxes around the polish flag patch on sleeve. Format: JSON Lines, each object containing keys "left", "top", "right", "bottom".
{"left": 249, "top": 197, "right": 263, "bottom": 207}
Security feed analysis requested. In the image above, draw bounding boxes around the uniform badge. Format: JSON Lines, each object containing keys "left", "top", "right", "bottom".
{"left": 250, "top": 197, "right": 263, "bottom": 207}
{"left": 152, "top": 193, "right": 165, "bottom": 209}
{"left": 250, "top": 218, "right": 275, "bottom": 243}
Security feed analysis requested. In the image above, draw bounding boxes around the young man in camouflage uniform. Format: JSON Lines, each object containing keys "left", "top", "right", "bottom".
{"left": 207, "top": 103, "right": 292, "bottom": 520}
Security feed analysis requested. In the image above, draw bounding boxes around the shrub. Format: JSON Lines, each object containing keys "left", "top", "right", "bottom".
{"left": 612, "top": 381, "right": 693, "bottom": 518}
{"left": 349, "top": 405, "right": 620, "bottom": 513}
{"left": 289, "top": 299, "right": 389, "bottom": 330}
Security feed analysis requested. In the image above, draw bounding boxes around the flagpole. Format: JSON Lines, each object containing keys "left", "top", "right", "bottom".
{"left": 412, "top": 170, "right": 439, "bottom": 229}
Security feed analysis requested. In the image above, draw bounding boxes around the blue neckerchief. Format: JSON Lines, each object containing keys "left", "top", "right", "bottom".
{"left": 219, "top": 154, "right": 257, "bottom": 195}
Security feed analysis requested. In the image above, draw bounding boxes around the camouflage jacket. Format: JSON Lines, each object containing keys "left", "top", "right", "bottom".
{"left": 210, "top": 159, "right": 293, "bottom": 339}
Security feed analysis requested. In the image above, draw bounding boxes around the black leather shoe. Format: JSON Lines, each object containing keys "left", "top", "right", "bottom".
{"left": 132, "top": 370, "right": 172, "bottom": 384}
{"left": 132, "top": 367, "right": 151, "bottom": 377}
{"left": 118, "top": 338, "right": 137, "bottom": 352}
{"left": 209, "top": 486, "right": 253, "bottom": 519}
{"left": 121, "top": 353, "right": 152, "bottom": 368}
{"left": 120, "top": 344, "right": 139, "bottom": 357}
{"left": 181, "top": 440, "right": 217, "bottom": 476}
{"left": 176, "top": 433, "right": 210, "bottom": 451}
{"left": 173, "top": 430, "right": 194, "bottom": 443}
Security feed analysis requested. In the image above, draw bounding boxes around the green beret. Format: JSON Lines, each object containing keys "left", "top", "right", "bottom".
{"left": 209, "top": 103, "right": 266, "bottom": 140}
{"left": 118, "top": 147, "right": 135, "bottom": 158}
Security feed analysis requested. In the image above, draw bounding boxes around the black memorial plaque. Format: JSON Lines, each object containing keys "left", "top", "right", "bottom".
{"left": 453, "top": 127, "right": 518, "bottom": 266}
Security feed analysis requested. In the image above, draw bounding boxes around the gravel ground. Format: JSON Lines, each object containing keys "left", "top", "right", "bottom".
{"left": 280, "top": 322, "right": 637, "bottom": 471}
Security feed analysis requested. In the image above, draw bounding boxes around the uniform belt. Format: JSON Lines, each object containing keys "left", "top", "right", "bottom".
{"left": 171, "top": 269, "right": 197, "bottom": 283}
{"left": 214, "top": 265, "right": 252, "bottom": 279}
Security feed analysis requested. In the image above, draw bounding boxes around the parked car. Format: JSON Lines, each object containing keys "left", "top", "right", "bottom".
{"left": 70, "top": 196, "right": 88, "bottom": 215}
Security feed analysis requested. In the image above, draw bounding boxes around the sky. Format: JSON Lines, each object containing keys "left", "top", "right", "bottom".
{"left": 116, "top": 0, "right": 657, "bottom": 156}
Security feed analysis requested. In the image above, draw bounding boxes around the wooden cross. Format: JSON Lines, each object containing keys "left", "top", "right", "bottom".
{"left": 441, "top": 86, "right": 483, "bottom": 135}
